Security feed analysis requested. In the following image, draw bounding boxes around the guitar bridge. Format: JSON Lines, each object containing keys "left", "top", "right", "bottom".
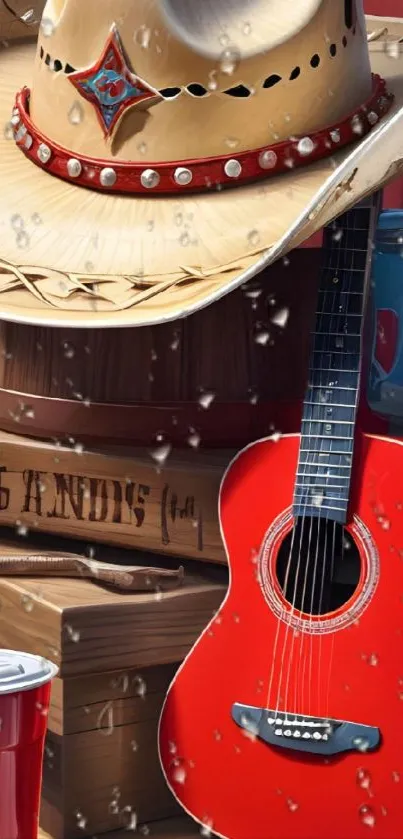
{"left": 232, "top": 703, "right": 380, "bottom": 756}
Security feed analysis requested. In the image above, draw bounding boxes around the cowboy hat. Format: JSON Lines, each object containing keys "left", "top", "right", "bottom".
{"left": 0, "top": 1, "right": 402, "bottom": 327}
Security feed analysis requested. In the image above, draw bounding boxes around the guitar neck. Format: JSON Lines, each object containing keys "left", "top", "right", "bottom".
{"left": 293, "top": 192, "right": 382, "bottom": 524}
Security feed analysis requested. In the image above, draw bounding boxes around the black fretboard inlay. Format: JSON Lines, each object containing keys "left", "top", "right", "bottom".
{"left": 292, "top": 195, "right": 381, "bottom": 524}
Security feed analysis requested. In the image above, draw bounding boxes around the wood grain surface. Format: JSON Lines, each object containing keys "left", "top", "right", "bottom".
{"left": 38, "top": 815, "right": 200, "bottom": 838}
{"left": 0, "top": 533, "right": 227, "bottom": 676}
{"left": 0, "top": 429, "right": 230, "bottom": 563}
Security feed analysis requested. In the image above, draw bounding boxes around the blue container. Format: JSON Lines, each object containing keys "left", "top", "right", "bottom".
{"left": 367, "top": 210, "right": 403, "bottom": 419}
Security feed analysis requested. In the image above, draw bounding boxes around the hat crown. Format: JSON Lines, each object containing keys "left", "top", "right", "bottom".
{"left": 29, "top": 0, "right": 371, "bottom": 163}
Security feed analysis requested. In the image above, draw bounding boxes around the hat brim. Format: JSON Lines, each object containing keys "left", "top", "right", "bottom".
{"left": 0, "top": 15, "right": 402, "bottom": 328}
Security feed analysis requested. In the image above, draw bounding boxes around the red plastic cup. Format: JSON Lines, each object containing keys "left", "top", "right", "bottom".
{"left": 0, "top": 649, "right": 58, "bottom": 839}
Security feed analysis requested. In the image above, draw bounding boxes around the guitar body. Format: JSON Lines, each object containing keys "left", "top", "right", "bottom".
{"left": 159, "top": 432, "right": 403, "bottom": 839}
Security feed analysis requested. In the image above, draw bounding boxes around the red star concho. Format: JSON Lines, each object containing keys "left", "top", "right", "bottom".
{"left": 68, "top": 25, "right": 160, "bottom": 138}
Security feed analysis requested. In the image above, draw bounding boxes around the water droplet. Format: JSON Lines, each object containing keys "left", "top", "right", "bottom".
{"left": 392, "top": 770, "right": 400, "bottom": 782}
{"left": 208, "top": 70, "right": 218, "bottom": 91}
{"left": 121, "top": 805, "right": 137, "bottom": 830}
{"left": 32, "top": 213, "right": 43, "bottom": 226}
{"left": 65, "top": 623, "right": 80, "bottom": 643}
{"left": 16, "top": 230, "right": 30, "bottom": 249}
{"left": 171, "top": 758, "right": 187, "bottom": 784}
{"left": 200, "top": 817, "right": 214, "bottom": 837}
{"left": 243, "top": 21, "right": 252, "bottom": 35}
{"left": 96, "top": 701, "right": 114, "bottom": 736}
{"left": 135, "top": 24, "right": 151, "bottom": 48}
{"left": 219, "top": 46, "right": 241, "bottom": 75}
{"left": 179, "top": 231, "right": 190, "bottom": 247}
{"left": 368, "top": 653, "right": 379, "bottom": 666}
{"left": 41, "top": 17, "right": 55, "bottom": 37}
{"left": 353, "top": 737, "right": 371, "bottom": 752}
{"left": 297, "top": 137, "right": 315, "bottom": 156}
{"left": 187, "top": 430, "right": 201, "bottom": 448}
{"left": 63, "top": 341, "right": 75, "bottom": 359}
{"left": 359, "top": 804, "right": 376, "bottom": 828}
{"left": 357, "top": 768, "right": 372, "bottom": 790}
{"left": 130, "top": 739, "right": 138, "bottom": 752}
{"left": 68, "top": 102, "right": 84, "bottom": 125}
{"left": 271, "top": 307, "right": 289, "bottom": 329}
{"left": 21, "top": 594, "right": 34, "bottom": 613}
{"left": 133, "top": 674, "right": 147, "bottom": 699}
{"left": 198, "top": 391, "right": 215, "bottom": 410}
{"left": 248, "top": 229, "right": 260, "bottom": 247}
{"left": 213, "top": 729, "right": 222, "bottom": 741}
{"left": 286, "top": 798, "right": 299, "bottom": 812}
{"left": 75, "top": 810, "right": 88, "bottom": 829}
{"left": 255, "top": 329, "right": 270, "bottom": 346}
{"left": 150, "top": 443, "right": 172, "bottom": 465}
{"left": 16, "top": 522, "right": 28, "bottom": 537}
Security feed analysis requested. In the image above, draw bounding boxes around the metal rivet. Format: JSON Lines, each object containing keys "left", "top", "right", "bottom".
{"left": 258, "top": 150, "right": 277, "bottom": 170}
{"left": 37, "top": 143, "right": 51, "bottom": 164}
{"left": 174, "top": 167, "right": 193, "bottom": 186}
{"left": 100, "top": 167, "right": 117, "bottom": 187}
{"left": 367, "top": 111, "right": 379, "bottom": 126}
{"left": 15, "top": 125, "right": 27, "bottom": 143}
{"left": 67, "top": 158, "right": 82, "bottom": 178}
{"left": 24, "top": 134, "right": 33, "bottom": 150}
{"left": 330, "top": 128, "right": 341, "bottom": 143}
{"left": 141, "top": 168, "right": 160, "bottom": 189}
{"left": 224, "top": 158, "right": 242, "bottom": 179}
{"left": 297, "top": 136, "right": 315, "bottom": 156}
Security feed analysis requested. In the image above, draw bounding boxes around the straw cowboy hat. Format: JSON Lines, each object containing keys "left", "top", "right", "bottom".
{"left": 0, "top": 0, "right": 403, "bottom": 327}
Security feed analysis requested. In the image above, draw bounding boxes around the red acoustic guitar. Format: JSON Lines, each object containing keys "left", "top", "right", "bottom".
{"left": 159, "top": 192, "right": 403, "bottom": 839}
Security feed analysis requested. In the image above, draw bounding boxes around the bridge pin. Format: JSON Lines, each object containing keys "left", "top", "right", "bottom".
{"left": 302, "top": 732, "right": 311, "bottom": 739}
{"left": 313, "top": 732, "right": 322, "bottom": 740}
{"left": 275, "top": 729, "right": 283, "bottom": 736}
{"left": 267, "top": 717, "right": 275, "bottom": 725}
{"left": 293, "top": 731, "right": 301, "bottom": 738}
{"left": 284, "top": 730, "right": 292, "bottom": 737}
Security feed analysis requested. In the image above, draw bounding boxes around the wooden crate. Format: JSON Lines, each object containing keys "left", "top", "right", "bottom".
{"left": 0, "top": 429, "right": 230, "bottom": 563}
{"left": 38, "top": 815, "right": 200, "bottom": 838}
{"left": 0, "top": 537, "right": 226, "bottom": 838}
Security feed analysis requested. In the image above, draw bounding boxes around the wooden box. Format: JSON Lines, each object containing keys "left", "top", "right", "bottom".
{"left": 0, "top": 537, "right": 226, "bottom": 839}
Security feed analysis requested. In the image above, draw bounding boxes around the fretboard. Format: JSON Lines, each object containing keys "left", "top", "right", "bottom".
{"left": 292, "top": 193, "right": 381, "bottom": 524}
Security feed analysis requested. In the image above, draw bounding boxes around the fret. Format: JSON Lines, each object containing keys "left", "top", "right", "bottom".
{"left": 296, "top": 471, "right": 351, "bottom": 480}
{"left": 307, "top": 382, "right": 357, "bottom": 392}
{"left": 308, "top": 366, "right": 358, "bottom": 373}
{"left": 316, "top": 311, "right": 362, "bottom": 318}
{"left": 303, "top": 401, "right": 356, "bottom": 408}
{"left": 298, "top": 452, "right": 352, "bottom": 463}
{"left": 295, "top": 482, "right": 349, "bottom": 490}
{"left": 300, "top": 428, "right": 354, "bottom": 440}
{"left": 302, "top": 418, "right": 354, "bottom": 424}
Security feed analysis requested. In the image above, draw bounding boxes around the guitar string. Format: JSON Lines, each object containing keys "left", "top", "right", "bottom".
{"left": 310, "top": 206, "right": 354, "bottom": 720}
{"left": 269, "top": 221, "right": 335, "bottom": 721}
{"left": 294, "top": 211, "right": 343, "bottom": 719}
{"left": 306, "top": 207, "right": 350, "bottom": 718}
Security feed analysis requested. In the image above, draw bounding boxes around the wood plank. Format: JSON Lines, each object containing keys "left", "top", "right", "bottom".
{"left": 0, "top": 429, "right": 230, "bottom": 562}
{"left": 38, "top": 815, "right": 200, "bottom": 838}
{"left": 0, "top": 552, "right": 226, "bottom": 676}
{"left": 49, "top": 664, "right": 177, "bottom": 736}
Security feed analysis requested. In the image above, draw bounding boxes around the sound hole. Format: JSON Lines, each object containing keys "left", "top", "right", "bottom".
{"left": 275, "top": 517, "right": 361, "bottom": 615}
